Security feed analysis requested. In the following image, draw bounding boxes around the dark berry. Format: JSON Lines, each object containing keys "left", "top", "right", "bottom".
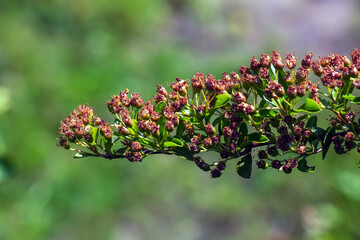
{"left": 258, "top": 150, "right": 267, "bottom": 159}
{"left": 271, "top": 160, "right": 282, "bottom": 169}
{"left": 334, "top": 144, "right": 345, "bottom": 154}
{"left": 282, "top": 165, "right": 292, "bottom": 174}
{"left": 256, "top": 160, "right": 268, "bottom": 169}
{"left": 217, "top": 161, "right": 226, "bottom": 171}
{"left": 267, "top": 146, "right": 278, "bottom": 157}
{"left": 211, "top": 169, "right": 222, "bottom": 178}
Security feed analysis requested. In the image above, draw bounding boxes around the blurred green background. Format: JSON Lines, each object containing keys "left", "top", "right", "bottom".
{"left": 1, "top": 0, "right": 360, "bottom": 239}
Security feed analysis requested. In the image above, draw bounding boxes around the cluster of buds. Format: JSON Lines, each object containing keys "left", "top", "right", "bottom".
{"left": 59, "top": 48, "right": 360, "bottom": 178}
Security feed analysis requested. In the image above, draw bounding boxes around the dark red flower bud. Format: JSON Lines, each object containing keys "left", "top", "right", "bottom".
{"left": 205, "top": 124, "right": 216, "bottom": 136}
{"left": 239, "top": 66, "right": 250, "bottom": 75}
{"left": 117, "top": 125, "right": 131, "bottom": 135}
{"left": 285, "top": 158, "right": 298, "bottom": 168}
{"left": 191, "top": 134, "right": 202, "bottom": 145}
{"left": 157, "top": 85, "right": 168, "bottom": 97}
{"left": 284, "top": 72, "right": 294, "bottom": 85}
{"left": 245, "top": 104, "right": 255, "bottom": 115}
{"left": 188, "top": 143, "right": 199, "bottom": 153}
{"left": 185, "top": 124, "right": 194, "bottom": 134}
{"left": 295, "top": 67, "right": 309, "bottom": 82}
{"left": 211, "top": 134, "right": 220, "bottom": 145}
{"left": 130, "top": 93, "right": 143, "bottom": 108}
{"left": 233, "top": 92, "right": 247, "bottom": 103}
{"left": 154, "top": 93, "right": 167, "bottom": 103}
{"left": 122, "top": 115, "right": 133, "bottom": 128}
{"left": 345, "top": 132, "right": 355, "bottom": 142}
{"left": 259, "top": 67, "right": 270, "bottom": 79}
{"left": 131, "top": 141, "right": 142, "bottom": 151}
{"left": 132, "top": 152, "right": 143, "bottom": 162}
{"left": 287, "top": 85, "right": 297, "bottom": 99}
{"left": 59, "top": 137, "right": 70, "bottom": 149}
{"left": 301, "top": 53, "right": 313, "bottom": 69}
{"left": 151, "top": 111, "right": 160, "bottom": 122}
{"left": 349, "top": 65, "right": 359, "bottom": 78}
{"left": 275, "top": 84, "right": 285, "bottom": 97}
{"left": 311, "top": 60, "right": 324, "bottom": 76}
{"left": 260, "top": 53, "right": 271, "bottom": 68}
{"left": 165, "top": 120, "right": 174, "bottom": 132}
{"left": 271, "top": 50, "right": 284, "bottom": 70}
{"left": 296, "top": 85, "right": 306, "bottom": 97}
{"left": 353, "top": 79, "right": 360, "bottom": 89}
{"left": 223, "top": 127, "right": 232, "bottom": 138}
{"left": 250, "top": 56, "right": 261, "bottom": 71}
{"left": 203, "top": 137, "right": 212, "bottom": 147}
{"left": 140, "top": 108, "right": 150, "bottom": 120}
{"left": 205, "top": 74, "right": 216, "bottom": 91}
{"left": 285, "top": 52, "right": 297, "bottom": 69}
{"left": 345, "top": 111, "right": 355, "bottom": 122}
{"left": 296, "top": 145, "right": 306, "bottom": 154}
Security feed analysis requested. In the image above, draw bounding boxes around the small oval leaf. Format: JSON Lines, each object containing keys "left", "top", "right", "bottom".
{"left": 214, "top": 93, "right": 231, "bottom": 108}
{"left": 236, "top": 153, "right": 252, "bottom": 178}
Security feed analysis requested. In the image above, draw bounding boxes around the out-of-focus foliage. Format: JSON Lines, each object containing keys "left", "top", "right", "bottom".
{"left": 1, "top": 0, "right": 360, "bottom": 239}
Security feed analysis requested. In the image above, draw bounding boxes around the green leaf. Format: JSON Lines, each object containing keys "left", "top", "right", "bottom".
{"left": 351, "top": 97, "right": 360, "bottom": 105}
{"left": 319, "top": 98, "right": 331, "bottom": 109}
{"left": 295, "top": 98, "right": 321, "bottom": 113}
{"left": 204, "top": 108, "right": 218, "bottom": 123}
{"left": 258, "top": 109, "right": 277, "bottom": 118}
{"left": 306, "top": 116, "right": 317, "bottom": 128}
{"left": 103, "top": 136, "right": 113, "bottom": 152}
{"left": 176, "top": 119, "right": 186, "bottom": 138}
{"left": 309, "top": 127, "right": 326, "bottom": 149}
{"left": 343, "top": 94, "right": 356, "bottom": 101}
{"left": 248, "top": 133, "right": 269, "bottom": 143}
{"left": 297, "top": 114, "right": 310, "bottom": 122}
{"left": 155, "top": 101, "right": 166, "bottom": 113}
{"left": 277, "top": 69, "right": 288, "bottom": 92}
{"left": 257, "top": 90, "right": 276, "bottom": 106}
{"left": 90, "top": 126, "right": 99, "bottom": 145}
{"left": 164, "top": 138, "right": 183, "bottom": 148}
{"left": 218, "top": 117, "right": 229, "bottom": 136}
{"left": 173, "top": 147, "right": 193, "bottom": 161}
{"left": 297, "top": 159, "right": 315, "bottom": 172}
{"left": 158, "top": 116, "right": 166, "bottom": 140}
{"left": 214, "top": 93, "right": 231, "bottom": 108}
{"left": 115, "top": 147, "right": 127, "bottom": 155}
{"left": 269, "top": 65, "right": 276, "bottom": 80}
{"left": 212, "top": 115, "right": 223, "bottom": 127}
{"left": 236, "top": 153, "right": 252, "bottom": 178}
{"left": 239, "top": 122, "right": 248, "bottom": 136}
{"left": 322, "top": 126, "right": 335, "bottom": 159}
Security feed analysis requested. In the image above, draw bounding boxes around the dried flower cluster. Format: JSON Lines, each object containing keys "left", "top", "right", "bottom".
{"left": 58, "top": 49, "right": 360, "bottom": 178}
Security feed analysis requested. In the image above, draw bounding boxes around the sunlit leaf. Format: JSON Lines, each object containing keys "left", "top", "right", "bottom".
{"left": 214, "top": 93, "right": 231, "bottom": 108}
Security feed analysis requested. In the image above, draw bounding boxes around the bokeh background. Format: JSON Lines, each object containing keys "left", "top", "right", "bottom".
{"left": 1, "top": 0, "right": 360, "bottom": 239}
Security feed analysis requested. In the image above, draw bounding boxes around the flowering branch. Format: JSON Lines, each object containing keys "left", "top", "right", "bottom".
{"left": 58, "top": 49, "right": 360, "bottom": 178}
